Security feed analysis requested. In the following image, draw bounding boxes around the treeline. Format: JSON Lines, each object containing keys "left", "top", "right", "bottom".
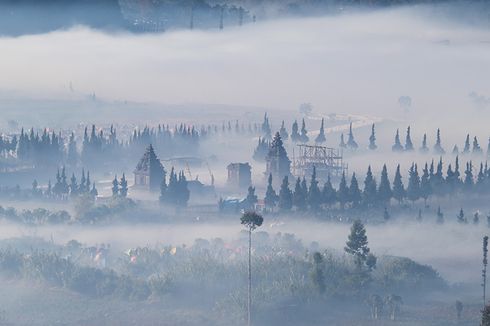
{"left": 0, "top": 123, "right": 201, "bottom": 169}
{"left": 242, "top": 155, "right": 490, "bottom": 216}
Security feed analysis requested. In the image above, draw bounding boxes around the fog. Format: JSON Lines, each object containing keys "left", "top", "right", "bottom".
{"left": 1, "top": 3, "right": 490, "bottom": 325}
{"left": 0, "top": 218, "right": 483, "bottom": 284}
{"left": 0, "top": 6, "right": 489, "bottom": 132}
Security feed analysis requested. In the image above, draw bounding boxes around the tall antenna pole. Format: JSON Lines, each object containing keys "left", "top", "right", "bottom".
{"left": 484, "top": 236, "right": 488, "bottom": 307}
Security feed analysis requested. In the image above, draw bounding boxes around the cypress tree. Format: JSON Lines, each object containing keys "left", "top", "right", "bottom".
{"left": 378, "top": 164, "right": 392, "bottom": 206}
{"left": 264, "top": 174, "right": 278, "bottom": 212}
{"left": 300, "top": 119, "right": 309, "bottom": 143}
{"left": 261, "top": 113, "right": 272, "bottom": 140}
{"left": 406, "top": 163, "right": 420, "bottom": 203}
{"left": 112, "top": 175, "right": 119, "bottom": 197}
{"left": 315, "top": 118, "right": 326, "bottom": 144}
{"left": 363, "top": 166, "right": 377, "bottom": 208}
{"left": 347, "top": 123, "right": 358, "bottom": 149}
{"left": 337, "top": 172, "right": 349, "bottom": 209}
{"left": 90, "top": 182, "right": 98, "bottom": 198}
{"left": 431, "top": 158, "right": 445, "bottom": 196}
{"left": 420, "top": 133, "right": 429, "bottom": 153}
{"left": 420, "top": 163, "right": 431, "bottom": 206}
{"left": 291, "top": 120, "right": 300, "bottom": 142}
{"left": 477, "top": 163, "right": 486, "bottom": 192}
{"left": 293, "top": 177, "right": 307, "bottom": 212}
{"left": 392, "top": 129, "right": 403, "bottom": 152}
{"left": 279, "top": 121, "right": 289, "bottom": 141}
{"left": 392, "top": 164, "right": 405, "bottom": 204}
{"left": 474, "top": 137, "right": 483, "bottom": 154}
{"left": 177, "top": 172, "right": 190, "bottom": 207}
{"left": 368, "top": 124, "right": 377, "bottom": 150}
{"left": 434, "top": 128, "right": 445, "bottom": 154}
{"left": 278, "top": 176, "right": 293, "bottom": 211}
{"left": 405, "top": 126, "right": 414, "bottom": 151}
{"left": 308, "top": 167, "right": 322, "bottom": 212}
{"left": 120, "top": 173, "right": 128, "bottom": 198}
{"left": 349, "top": 173, "right": 362, "bottom": 208}
{"left": 464, "top": 161, "right": 474, "bottom": 192}
{"left": 69, "top": 173, "right": 78, "bottom": 197}
{"left": 463, "top": 134, "right": 471, "bottom": 154}
{"left": 322, "top": 175, "right": 337, "bottom": 207}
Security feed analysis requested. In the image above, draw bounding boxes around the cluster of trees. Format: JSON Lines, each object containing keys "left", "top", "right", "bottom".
{"left": 111, "top": 174, "right": 129, "bottom": 198}
{"left": 245, "top": 155, "right": 490, "bottom": 215}
{"left": 31, "top": 168, "right": 98, "bottom": 201}
{"left": 391, "top": 127, "right": 490, "bottom": 155}
{"left": 159, "top": 168, "right": 190, "bottom": 207}
{"left": 0, "top": 123, "right": 203, "bottom": 169}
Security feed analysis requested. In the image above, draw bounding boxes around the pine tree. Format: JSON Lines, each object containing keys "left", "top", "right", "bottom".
{"left": 278, "top": 176, "right": 293, "bottom": 211}
{"left": 322, "top": 175, "right": 337, "bottom": 207}
{"left": 345, "top": 220, "right": 375, "bottom": 270}
{"left": 463, "top": 134, "right": 471, "bottom": 154}
{"left": 405, "top": 126, "right": 414, "bottom": 151}
{"left": 368, "top": 124, "right": 377, "bottom": 150}
{"left": 431, "top": 158, "right": 445, "bottom": 196}
{"left": 300, "top": 119, "right": 309, "bottom": 143}
{"left": 308, "top": 167, "right": 322, "bottom": 212}
{"left": 420, "top": 133, "right": 429, "bottom": 153}
{"left": 279, "top": 121, "right": 289, "bottom": 141}
{"left": 363, "top": 166, "right": 377, "bottom": 208}
{"left": 315, "top": 118, "right": 326, "bottom": 144}
{"left": 120, "top": 173, "right": 128, "bottom": 198}
{"left": 293, "top": 177, "right": 307, "bottom": 212}
{"left": 349, "top": 173, "right": 362, "bottom": 208}
{"left": 433, "top": 129, "right": 445, "bottom": 154}
{"left": 337, "top": 172, "right": 349, "bottom": 209}
{"left": 112, "top": 175, "right": 119, "bottom": 197}
{"left": 392, "top": 129, "right": 404, "bottom": 152}
{"left": 347, "top": 123, "right": 358, "bottom": 149}
{"left": 392, "top": 164, "right": 405, "bottom": 204}
{"left": 378, "top": 164, "right": 392, "bottom": 206}
{"left": 177, "top": 172, "right": 190, "bottom": 207}
{"left": 291, "top": 120, "right": 300, "bottom": 142}
{"left": 420, "top": 163, "right": 431, "bottom": 206}
{"left": 264, "top": 174, "right": 278, "bottom": 212}
{"left": 406, "top": 163, "right": 420, "bottom": 203}
{"left": 477, "top": 163, "right": 486, "bottom": 192}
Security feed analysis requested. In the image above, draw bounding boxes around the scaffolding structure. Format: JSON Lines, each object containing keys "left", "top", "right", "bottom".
{"left": 292, "top": 144, "right": 348, "bottom": 181}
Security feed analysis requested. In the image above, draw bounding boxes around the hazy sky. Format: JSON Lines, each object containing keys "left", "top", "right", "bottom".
{"left": 0, "top": 6, "right": 489, "bottom": 125}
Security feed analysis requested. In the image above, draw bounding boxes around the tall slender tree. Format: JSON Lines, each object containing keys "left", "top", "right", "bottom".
{"left": 315, "top": 118, "right": 326, "bottom": 144}
{"left": 405, "top": 126, "right": 414, "bottom": 151}
{"left": 420, "top": 133, "right": 429, "bottom": 153}
{"left": 349, "top": 173, "right": 362, "bottom": 208}
{"left": 278, "top": 176, "right": 293, "bottom": 211}
{"left": 378, "top": 164, "right": 392, "bottom": 206}
{"left": 392, "top": 129, "right": 404, "bottom": 152}
{"left": 406, "top": 163, "right": 420, "bottom": 203}
{"left": 308, "top": 167, "right": 322, "bottom": 212}
{"left": 368, "top": 124, "right": 377, "bottom": 150}
{"left": 363, "top": 166, "right": 377, "bottom": 208}
{"left": 337, "top": 172, "right": 349, "bottom": 209}
{"left": 322, "top": 175, "right": 337, "bottom": 208}
{"left": 347, "top": 123, "right": 358, "bottom": 149}
{"left": 392, "top": 165, "right": 405, "bottom": 204}
{"left": 264, "top": 174, "right": 278, "bottom": 212}
{"left": 240, "top": 211, "right": 263, "bottom": 326}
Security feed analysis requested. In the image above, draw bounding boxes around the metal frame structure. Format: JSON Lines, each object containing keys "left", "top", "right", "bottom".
{"left": 292, "top": 144, "right": 348, "bottom": 181}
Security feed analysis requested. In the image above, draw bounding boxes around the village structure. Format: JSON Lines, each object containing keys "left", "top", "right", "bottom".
{"left": 133, "top": 144, "right": 166, "bottom": 192}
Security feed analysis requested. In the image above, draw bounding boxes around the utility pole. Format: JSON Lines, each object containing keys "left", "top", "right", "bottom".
{"left": 484, "top": 236, "right": 488, "bottom": 307}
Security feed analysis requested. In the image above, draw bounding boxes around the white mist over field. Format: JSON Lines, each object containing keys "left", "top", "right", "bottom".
{"left": 0, "top": 6, "right": 489, "bottom": 130}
